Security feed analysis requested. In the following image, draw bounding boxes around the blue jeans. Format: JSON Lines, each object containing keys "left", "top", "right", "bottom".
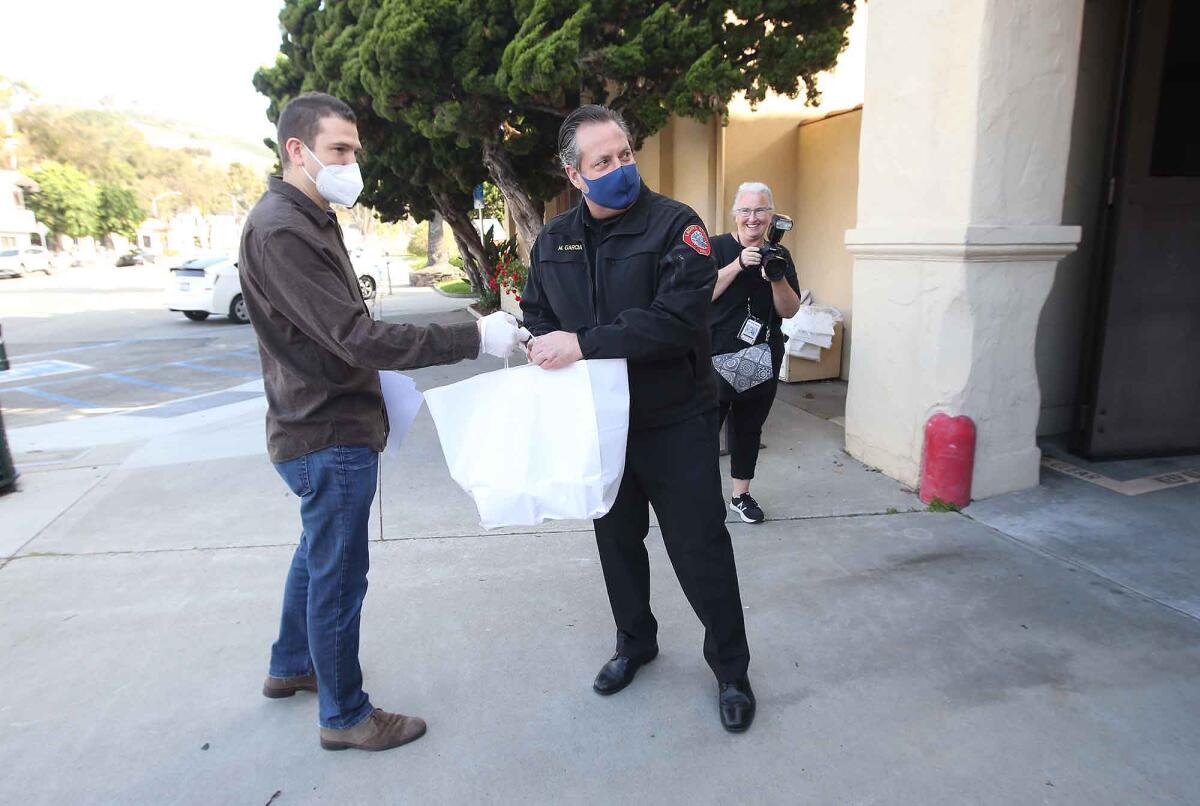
{"left": 269, "top": 445, "right": 378, "bottom": 730}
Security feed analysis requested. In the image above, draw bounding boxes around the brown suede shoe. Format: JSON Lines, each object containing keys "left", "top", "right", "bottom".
{"left": 319, "top": 708, "right": 427, "bottom": 752}
{"left": 262, "top": 672, "right": 318, "bottom": 699}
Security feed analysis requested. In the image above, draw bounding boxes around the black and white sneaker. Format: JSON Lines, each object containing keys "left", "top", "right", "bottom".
{"left": 730, "top": 493, "right": 765, "bottom": 524}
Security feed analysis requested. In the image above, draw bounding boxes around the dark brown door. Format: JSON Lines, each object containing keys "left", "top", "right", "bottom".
{"left": 1082, "top": 0, "right": 1200, "bottom": 458}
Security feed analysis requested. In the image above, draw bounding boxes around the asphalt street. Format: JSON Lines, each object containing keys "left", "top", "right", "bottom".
{"left": 0, "top": 263, "right": 438, "bottom": 429}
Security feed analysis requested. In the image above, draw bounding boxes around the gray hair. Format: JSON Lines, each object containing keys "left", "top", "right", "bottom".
{"left": 731, "top": 181, "right": 774, "bottom": 212}
{"left": 558, "top": 105, "right": 634, "bottom": 170}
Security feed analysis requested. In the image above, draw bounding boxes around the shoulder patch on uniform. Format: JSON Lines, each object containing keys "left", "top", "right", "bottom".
{"left": 682, "top": 224, "right": 711, "bottom": 256}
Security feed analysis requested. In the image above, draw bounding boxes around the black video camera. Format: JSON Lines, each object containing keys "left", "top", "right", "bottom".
{"left": 757, "top": 214, "right": 793, "bottom": 281}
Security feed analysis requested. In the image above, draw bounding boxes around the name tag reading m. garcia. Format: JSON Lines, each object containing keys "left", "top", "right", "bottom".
{"left": 557, "top": 242, "right": 584, "bottom": 252}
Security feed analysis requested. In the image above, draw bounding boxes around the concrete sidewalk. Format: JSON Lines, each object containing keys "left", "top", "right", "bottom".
{"left": 1, "top": 310, "right": 1198, "bottom": 805}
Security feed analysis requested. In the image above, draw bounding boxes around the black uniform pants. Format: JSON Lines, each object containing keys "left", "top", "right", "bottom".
{"left": 718, "top": 378, "right": 778, "bottom": 481}
{"left": 593, "top": 410, "right": 751, "bottom": 683}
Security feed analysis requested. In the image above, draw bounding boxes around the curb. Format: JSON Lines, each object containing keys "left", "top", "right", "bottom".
{"left": 432, "top": 286, "right": 480, "bottom": 301}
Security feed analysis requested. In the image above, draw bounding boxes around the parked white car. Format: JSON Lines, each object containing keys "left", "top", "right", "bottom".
{"left": 0, "top": 246, "right": 53, "bottom": 277}
{"left": 165, "top": 255, "right": 379, "bottom": 324}
{"left": 350, "top": 249, "right": 390, "bottom": 297}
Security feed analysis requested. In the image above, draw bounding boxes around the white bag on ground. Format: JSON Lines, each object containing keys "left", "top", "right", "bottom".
{"left": 424, "top": 359, "right": 630, "bottom": 529}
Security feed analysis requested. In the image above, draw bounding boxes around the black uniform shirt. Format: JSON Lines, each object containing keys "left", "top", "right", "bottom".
{"left": 521, "top": 183, "right": 719, "bottom": 430}
{"left": 708, "top": 233, "right": 801, "bottom": 357}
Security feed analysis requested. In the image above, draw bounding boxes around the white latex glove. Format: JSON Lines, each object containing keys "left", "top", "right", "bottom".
{"left": 517, "top": 327, "right": 534, "bottom": 360}
{"left": 477, "top": 311, "right": 520, "bottom": 358}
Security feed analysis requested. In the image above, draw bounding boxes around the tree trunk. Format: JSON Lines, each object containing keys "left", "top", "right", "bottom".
{"left": 481, "top": 139, "right": 544, "bottom": 263}
{"left": 433, "top": 191, "right": 488, "bottom": 294}
{"left": 348, "top": 205, "right": 376, "bottom": 239}
{"left": 450, "top": 231, "right": 485, "bottom": 294}
{"left": 426, "top": 212, "right": 448, "bottom": 267}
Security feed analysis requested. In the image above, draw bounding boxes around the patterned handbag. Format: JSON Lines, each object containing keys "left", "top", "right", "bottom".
{"left": 712, "top": 342, "right": 774, "bottom": 394}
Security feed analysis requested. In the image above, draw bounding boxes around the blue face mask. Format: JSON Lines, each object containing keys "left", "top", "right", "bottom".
{"left": 580, "top": 163, "right": 641, "bottom": 210}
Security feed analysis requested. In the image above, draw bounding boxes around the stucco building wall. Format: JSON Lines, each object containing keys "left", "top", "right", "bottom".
{"left": 793, "top": 109, "right": 862, "bottom": 379}
{"left": 844, "top": 0, "right": 1086, "bottom": 498}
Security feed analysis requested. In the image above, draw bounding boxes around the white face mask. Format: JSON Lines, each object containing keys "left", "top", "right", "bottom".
{"left": 301, "top": 143, "right": 364, "bottom": 207}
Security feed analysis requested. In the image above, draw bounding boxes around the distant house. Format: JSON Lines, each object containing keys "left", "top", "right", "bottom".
{"left": 0, "top": 169, "right": 43, "bottom": 250}
{"left": 133, "top": 218, "right": 167, "bottom": 253}
{"left": 1, "top": 101, "right": 47, "bottom": 249}
{"left": 134, "top": 209, "right": 245, "bottom": 259}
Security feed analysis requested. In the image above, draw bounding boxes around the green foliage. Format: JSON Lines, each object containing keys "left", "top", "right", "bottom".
{"left": 436, "top": 278, "right": 475, "bottom": 297}
{"left": 95, "top": 184, "right": 145, "bottom": 240}
{"left": 499, "top": 1, "right": 857, "bottom": 134}
{"left": 476, "top": 285, "right": 501, "bottom": 312}
{"left": 254, "top": 0, "right": 497, "bottom": 296}
{"left": 926, "top": 498, "right": 962, "bottom": 513}
{"left": 26, "top": 162, "right": 99, "bottom": 240}
{"left": 226, "top": 163, "right": 268, "bottom": 213}
{"left": 407, "top": 223, "right": 429, "bottom": 257}
{"left": 343, "top": 0, "right": 852, "bottom": 249}
{"left": 15, "top": 107, "right": 138, "bottom": 185}
{"left": 356, "top": 0, "right": 564, "bottom": 200}
{"left": 252, "top": 0, "right": 854, "bottom": 292}
{"left": 15, "top": 104, "right": 262, "bottom": 217}
{"left": 482, "top": 182, "right": 506, "bottom": 220}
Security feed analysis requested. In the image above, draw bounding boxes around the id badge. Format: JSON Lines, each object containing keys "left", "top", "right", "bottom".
{"left": 737, "top": 316, "right": 764, "bottom": 344}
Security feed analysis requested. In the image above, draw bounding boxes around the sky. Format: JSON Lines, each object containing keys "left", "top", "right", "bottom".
{"left": 0, "top": 0, "right": 285, "bottom": 142}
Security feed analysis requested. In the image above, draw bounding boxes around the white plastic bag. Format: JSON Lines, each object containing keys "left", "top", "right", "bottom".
{"left": 424, "top": 359, "right": 630, "bottom": 529}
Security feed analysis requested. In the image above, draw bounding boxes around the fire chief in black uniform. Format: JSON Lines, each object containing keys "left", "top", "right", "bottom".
{"left": 521, "top": 105, "right": 755, "bottom": 732}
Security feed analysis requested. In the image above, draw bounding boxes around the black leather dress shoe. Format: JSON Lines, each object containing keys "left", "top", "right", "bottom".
{"left": 718, "top": 678, "right": 756, "bottom": 732}
{"left": 592, "top": 648, "right": 658, "bottom": 696}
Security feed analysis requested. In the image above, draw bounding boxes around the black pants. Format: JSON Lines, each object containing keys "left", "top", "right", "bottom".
{"left": 593, "top": 410, "right": 750, "bottom": 683}
{"left": 718, "top": 378, "right": 778, "bottom": 481}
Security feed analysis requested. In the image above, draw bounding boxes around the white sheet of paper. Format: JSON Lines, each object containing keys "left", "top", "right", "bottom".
{"left": 796, "top": 340, "right": 825, "bottom": 359}
{"left": 794, "top": 330, "right": 834, "bottom": 349}
{"left": 379, "top": 371, "right": 424, "bottom": 454}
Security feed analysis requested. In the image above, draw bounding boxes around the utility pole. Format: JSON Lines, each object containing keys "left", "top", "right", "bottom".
{"left": 473, "top": 184, "right": 486, "bottom": 247}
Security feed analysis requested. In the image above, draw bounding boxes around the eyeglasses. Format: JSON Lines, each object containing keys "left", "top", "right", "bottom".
{"left": 734, "top": 207, "right": 773, "bottom": 217}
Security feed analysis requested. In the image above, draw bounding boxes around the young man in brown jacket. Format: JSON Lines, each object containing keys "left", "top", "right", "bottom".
{"left": 240, "top": 92, "right": 520, "bottom": 752}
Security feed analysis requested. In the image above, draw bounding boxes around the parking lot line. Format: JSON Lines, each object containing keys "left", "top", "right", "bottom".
{"left": 8, "top": 386, "right": 101, "bottom": 408}
{"left": 14, "top": 340, "right": 131, "bottom": 360}
{"left": 0, "top": 360, "right": 92, "bottom": 384}
{"left": 98, "top": 373, "right": 194, "bottom": 394}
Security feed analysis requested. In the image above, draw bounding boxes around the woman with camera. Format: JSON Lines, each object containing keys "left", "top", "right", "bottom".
{"left": 710, "top": 182, "right": 802, "bottom": 523}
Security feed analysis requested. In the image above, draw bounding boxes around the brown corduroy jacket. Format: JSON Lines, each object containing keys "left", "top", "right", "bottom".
{"left": 239, "top": 177, "right": 479, "bottom": 463}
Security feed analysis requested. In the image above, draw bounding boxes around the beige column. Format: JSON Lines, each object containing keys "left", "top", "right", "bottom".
{"left": 843, "top": 0, "right": 1085, "bottom": 498}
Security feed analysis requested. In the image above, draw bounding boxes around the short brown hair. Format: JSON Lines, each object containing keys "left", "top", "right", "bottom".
{"left": 276, "top": 92, "right": 356, "bottom": 162}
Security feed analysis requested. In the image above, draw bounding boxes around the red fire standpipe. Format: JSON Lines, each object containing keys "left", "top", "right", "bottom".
{"left": 920, "top": 413, "right": 976, "bottom": 508}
